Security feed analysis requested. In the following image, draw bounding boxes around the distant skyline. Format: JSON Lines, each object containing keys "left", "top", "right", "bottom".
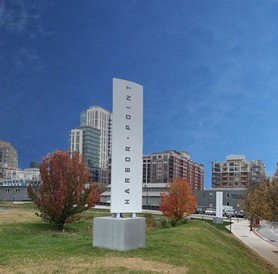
{"left": 1, "top": 0, "right": 277, "bottom": 189}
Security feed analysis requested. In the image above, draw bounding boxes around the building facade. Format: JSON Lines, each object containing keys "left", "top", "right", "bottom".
{"left": 3, "top": 168, "right": 40, "bottom": 181}
{"left": 0, "top": 141, "right": 18, "bottom": 179}
{"left": 100, "top": 183, "right": 169, "bottom": 210}
{"left": 212, "top": 155, "right": 265, "bottom": 188}
{"left": 80, "top": 106, "right": 112, "bottom": 184}
{"left": 70, "top": 126, "right": 100, "bottom": 182}
{"left": 143, "top": 150, "right": 204, "bottom": 190}
{"left": 100, "top": 184, "right": 247, "bottom": 211}
{"left": 29, "top": 162, "right": 40, "bottom": 168}
{"left": 0, "top": 179, "right": 40, "bottom": 201}
{"left": 193, "top": 188, "right": 247, "bottom": 212}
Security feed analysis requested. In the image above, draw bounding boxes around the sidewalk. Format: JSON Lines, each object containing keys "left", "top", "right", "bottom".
{"left": 228, "top": 219, "right": 278, "bottom": 269}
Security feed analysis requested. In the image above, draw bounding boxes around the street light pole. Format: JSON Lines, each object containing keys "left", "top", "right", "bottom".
{"left": 145, "top": 184, "right": 149, "bottom": 209}
{"left": 237, "top": 203, "right": 240, "bottom": 222}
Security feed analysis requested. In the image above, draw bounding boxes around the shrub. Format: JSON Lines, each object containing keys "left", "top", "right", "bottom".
{"left": 160, "top": 178, "right": 196, "bottom": 222}
{"left": 28, "top": 151, "right": 99, "bottom": 230}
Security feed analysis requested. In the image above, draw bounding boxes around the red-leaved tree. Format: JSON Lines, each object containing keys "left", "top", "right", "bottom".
{"left": 160, "top": 178, "right": 196, "bottom": 221}
{"left": 28, "top": 150, "right": 99, "bottom": 229}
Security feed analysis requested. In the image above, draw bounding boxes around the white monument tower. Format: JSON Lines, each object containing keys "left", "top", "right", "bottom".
{"left": 93, "top": 78, "right": 145, "bottom": 251}
{"left": 213, "top": 191, "right": 223, "bottom": 224}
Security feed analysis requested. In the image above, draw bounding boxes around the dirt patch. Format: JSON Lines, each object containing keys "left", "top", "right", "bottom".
{"left": 103, "top": 257, "right": 187, "bottom": 273}
{"left": 0, "top": 256, "right": 187, "bottom": 274}
{"left": 0, "top": 209, "right": 39, "bottom": 224}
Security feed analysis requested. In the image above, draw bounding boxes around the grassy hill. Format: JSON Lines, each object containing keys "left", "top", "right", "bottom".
{"left": 0, "top": 204, "right": 276, "bottom": 273}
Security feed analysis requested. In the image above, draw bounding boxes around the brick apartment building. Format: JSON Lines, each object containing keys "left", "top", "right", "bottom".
{"left": 143, "top": 150, "right": 204, "bottom": 190}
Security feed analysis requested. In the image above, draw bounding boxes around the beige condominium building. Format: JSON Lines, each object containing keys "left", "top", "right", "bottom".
{"left": 212, "top": 154, "right": 265, "bottom": 188}
{"left": 80, "top": 106, "right": 112, "bottom": 184}
{"left": 0, "top": 141, "right": 18, "bottom": 179}
{"left": 143, "top": 150, "right": 204, "bottom": 190}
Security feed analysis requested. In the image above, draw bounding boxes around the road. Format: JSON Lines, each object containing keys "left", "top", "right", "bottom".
{"left": 257, "top": 221, "right": 278, "bottom": 247}
{"left": 94, "top": 206, "right": 244, "bottom": 221}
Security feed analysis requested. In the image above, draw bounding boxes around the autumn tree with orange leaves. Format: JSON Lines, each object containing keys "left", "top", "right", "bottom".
{"left": 28, "top": 151, "right": 99, "bottom": 230}
{"left": 160, "top": 179, "right": 196, "bottom": 222}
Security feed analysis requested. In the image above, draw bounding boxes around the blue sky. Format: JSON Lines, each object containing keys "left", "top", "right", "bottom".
{"left": 0, "top": 0, "right": 277, "bottom": 188}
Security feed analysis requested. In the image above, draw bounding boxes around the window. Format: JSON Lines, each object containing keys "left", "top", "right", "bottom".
{"left": 5, "top": 189, "right": 10, "bottom": 193}
{"left": 226, "top": 193, "right": 230, "bottom": 198}
{"left": 209, "top": 193, "right": 213, "bottom": 198}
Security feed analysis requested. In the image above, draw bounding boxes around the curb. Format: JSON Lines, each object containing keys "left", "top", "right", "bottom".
{"left": 253, "top": 227, "right": 278, "bottom": 248}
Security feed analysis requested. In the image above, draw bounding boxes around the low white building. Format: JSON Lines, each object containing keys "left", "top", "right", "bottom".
{"left": 2, "top": 168, "right": 40, "bottom": 181}
{"left": 0, "top": 179, "right": 40, "bottom": 201}
{"left": 100, "top": 183, "right": 170, "bottom": 210}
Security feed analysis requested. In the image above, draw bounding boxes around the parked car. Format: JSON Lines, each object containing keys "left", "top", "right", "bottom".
{"left": 195, "top": 208, "right": 204, "bottom": 214}
{"left": 205, "top": 209, "right": 216, "bottom": 216}
{"left": 235, "top": 211, "right": 244, "bottom": 218}
{"left": 225, "top": 210, "right": 235, "bottom": 217}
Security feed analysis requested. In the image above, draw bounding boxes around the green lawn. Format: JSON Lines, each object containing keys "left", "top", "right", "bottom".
{"left": 0, "top": 204, "right": 276, "bottom": 274}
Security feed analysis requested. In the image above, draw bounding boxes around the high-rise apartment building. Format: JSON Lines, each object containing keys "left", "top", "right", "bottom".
{"left": 0, "top": 141, "right": 18, "bottom": 179}
{"left": 80, "top": 106, "right": 112, "bottom": 184}
{"left": 70, "top": 126, "right": 100, "bottom": 182}
{"left": 211, "top": 155, "right": 265, "bottom": 188}
{"left": 0, "top": 141, "right": 18, "bottom": 168}
{"left": 143, "top": 150, "right": 204, "bottom": 190}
